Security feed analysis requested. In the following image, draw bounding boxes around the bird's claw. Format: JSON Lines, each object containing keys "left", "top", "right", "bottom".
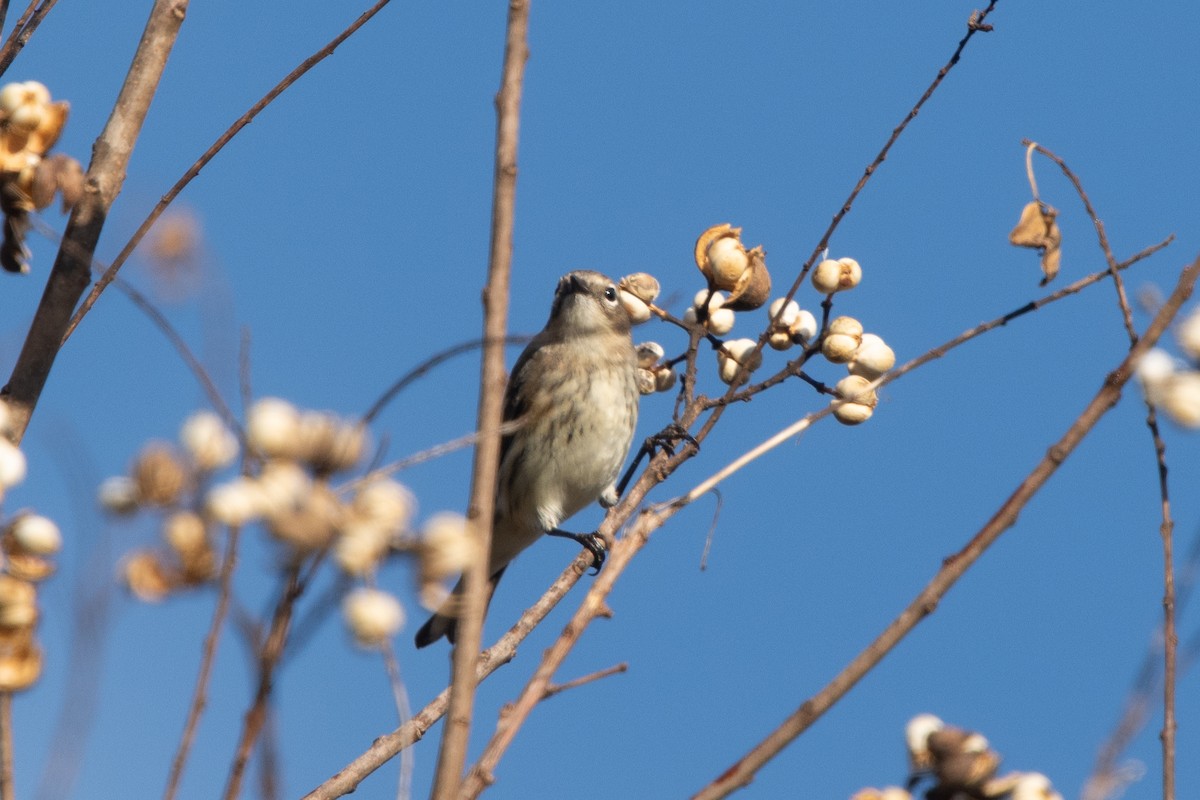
{"left": 548, "top": 529, "right": 607, "bottom": 573}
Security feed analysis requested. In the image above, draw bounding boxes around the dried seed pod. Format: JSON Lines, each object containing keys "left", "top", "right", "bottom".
{"left": 0, "top": 575, "right": 36, "bottom": 628}
{"left": 724, "top": 246, "right": 771, "bottom": 311}
{"left": 767, "top": 329, "right": 794, "bottom": 351}
{"left": 0, "top": 633, "right": 42, "bottom": 692}
{"left": 694, "top": 223, "right": 743, "bottom": 284}
{"left": 1009, "top": 201, "right": 1062, "bottom": 284}
{"left": 164, "top": 511, "right": 207, "bottom": 556}
{"left": 1177, "top": 307, "right": 1200, "bottom": 361}
{"left": 122, "top": 550, "right": 178, "bottom": 602}
{"left": 132, "top": 443, "right": 189, "bottom": 507}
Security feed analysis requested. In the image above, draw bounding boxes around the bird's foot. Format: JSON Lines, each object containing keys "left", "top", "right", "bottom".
{"left": 547, "top": 529, "right": 607, "bottom": 573}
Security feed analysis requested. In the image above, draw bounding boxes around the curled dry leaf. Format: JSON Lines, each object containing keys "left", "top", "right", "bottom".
{"left": 1008, "top": 201, "right": 1062, "bottom": 284}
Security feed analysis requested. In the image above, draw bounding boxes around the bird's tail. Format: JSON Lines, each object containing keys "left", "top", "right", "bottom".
{"left": 414, "top": 566, "right": 507, "bottom": 648}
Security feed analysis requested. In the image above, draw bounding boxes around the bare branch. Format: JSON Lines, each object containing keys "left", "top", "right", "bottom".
{"left": 689, "top": 255, "right": 1200, "bottom": 800}
{"left": 1, "top": 0, "right": 189, "bottom": 444}
{"left": 430, "top": 2, "right": 530, "bottom": 796}
{"left": 63, "top": 0, "right": 394, "bottom": 343}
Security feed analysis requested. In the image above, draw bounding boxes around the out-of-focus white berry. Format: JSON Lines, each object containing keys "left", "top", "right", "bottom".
{"left": 1177, "top": 307, "right": 1200, "bottom": 361}
{"left": 98, "top": 476, "right": 140, "bottom": 514}
{"left": 180, "top": 410, "right": 239, "bottom": 471}
{"left": 351, "top": 478, "right": 414, "bottom": 532}
{"left": 342, "top": 587, "right": 405, "bottom": 646}
{"left": 790, "top": 309, "right": 818, "bottom": 344}
{"left": 335, "top": 519, "right": 392, "bottom": 575}
{"left": 164, "top": 511, "right": 207, "bottom": 555}
{"left": 247, "top": 397, "right": 302, "bottom": 459}
{"left": 421, "top": 512, "right": 475, "bottom": 581}
{"left": 636, "top": 341, "right": 665, "bottom": 369}
{"left": 205, "top": 478, "right": 265, "bottom": 527}
{"left": 768, "top": 297, "right": 800, "bottom": 328}
{"left": 848, "top": 333, "right": 896, "bottom": 378}
{"left": 256, "top": 460, "right": 311, "bottom": 518}
{"left": 294, "top": 412, "right": 365, "bottom": 473}
{"left": 1162, "top": 372, "right": 1200, "bottom": 427}
{"left": 1137, "top": 348, "right": 1176, "bottom": 387}
{"left": 0, "top": 440, "right": 26, "bottom": 489}
{"left": 654, "top": 366, "right": 677, "bottom": 392}
{"left": 706, "top": 307, "right": 736, "bottom": 335}
{"left": 266, "top": 481, "right": 342, "bottom": 550}
{"left": 706, "top": 235, "right": 750, "bottom": 284}
{"left": 10, "top": 514, "right": 60, "bottom": 555}
{"left": 906, "top": 713, "right": 944, "bottom": 770}
{"left": 812, "top": 257, "right": 862, "bottom": 294}
{"left": 1008, "top": 772, "right": 1063, "bottom": 800}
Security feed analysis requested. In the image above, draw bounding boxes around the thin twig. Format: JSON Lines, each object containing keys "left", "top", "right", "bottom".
{"left": 1, "top": 0, "right": 189, "bottom": 444}
{"left": 361, "top": 335, "right": 530, "bottom": 425}
{"left": 0, "top": 693, "right": 12, "bottom": 800}
{"left": 1028, "top": 141, "right": 1177, "bottom": 798}
{"left": 688, "top": 256, "right": 1200, "bottom": 800}
{"left": 380, "top": 643, "right": 414, "bottom": 800}
{"left": 301, "top": 551, "right": 598, "bottom": 800}
{"left": 429, "top": 2, "right": 530, "bottom": 798}
{"left": 682, "top": 245, "right": 1170, "bottom": 502}
{"left": 0, "top": 0, "right": 56, "bottom": 79}
{"left": 541, "top": 663, "right": 628, "bottom": 701}
{"left": 63, "top": 0, "right": 394, "bottom": 343}
{"left": 163, "top": 525, "right": 242, "bottom": 800}
{"left": 221, "top": 562, "right": 305, "bottom": 800}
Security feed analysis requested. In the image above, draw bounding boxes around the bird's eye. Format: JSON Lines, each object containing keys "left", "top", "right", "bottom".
{"left": 603, "top": 286, "right": 618, "bottom": 303}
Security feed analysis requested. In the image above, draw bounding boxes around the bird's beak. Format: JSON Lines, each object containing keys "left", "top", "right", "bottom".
{"left": 565, "top": 273, "right": 587, "bottom": 294}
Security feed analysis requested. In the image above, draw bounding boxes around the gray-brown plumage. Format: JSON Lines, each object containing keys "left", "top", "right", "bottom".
{"left": 415, "top": 270, "right": 639, "bottom": 648}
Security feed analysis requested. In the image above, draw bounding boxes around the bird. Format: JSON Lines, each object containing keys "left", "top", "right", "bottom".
{"left": 415, "top": 270, "right": 640, "bottom": 648}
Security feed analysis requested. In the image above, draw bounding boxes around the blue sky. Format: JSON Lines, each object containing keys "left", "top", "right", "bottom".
{"left": 1, "top": 2, "right": 1199, "bottom": 799}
